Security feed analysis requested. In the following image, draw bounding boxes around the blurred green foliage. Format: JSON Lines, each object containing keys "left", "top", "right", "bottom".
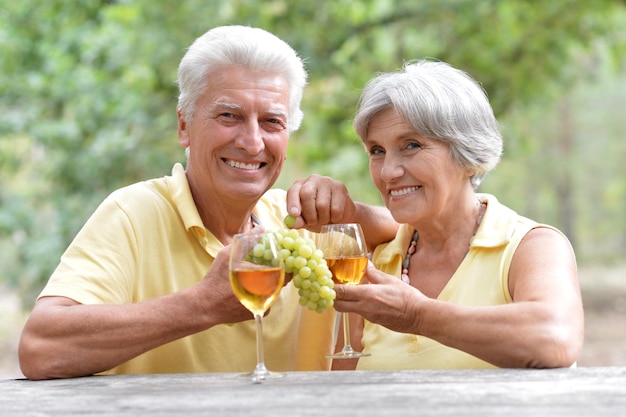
{"left": 1, "top": 0, "right": 625, "bottom": 306}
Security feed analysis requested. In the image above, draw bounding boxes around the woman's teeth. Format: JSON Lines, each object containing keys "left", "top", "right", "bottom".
{"left": 390, "top": 186, "right": 419, "bottom": 197}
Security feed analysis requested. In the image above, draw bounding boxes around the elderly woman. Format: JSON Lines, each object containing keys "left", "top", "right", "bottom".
{"left": 333, "top": 60, "right": 584, "bottom": 370}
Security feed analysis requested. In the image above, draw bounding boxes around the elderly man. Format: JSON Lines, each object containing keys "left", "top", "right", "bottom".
{"left": 19, "top": 26, "right": 397, "bottom": 380}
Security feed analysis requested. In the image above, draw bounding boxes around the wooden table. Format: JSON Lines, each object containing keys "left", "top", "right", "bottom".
{"left": 2, "top": 367, "right": 624, "bottom": 416}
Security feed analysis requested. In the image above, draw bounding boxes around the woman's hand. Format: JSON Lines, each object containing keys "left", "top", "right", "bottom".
{"left": 333, "top": 262, "right": 426, "bottom": 335}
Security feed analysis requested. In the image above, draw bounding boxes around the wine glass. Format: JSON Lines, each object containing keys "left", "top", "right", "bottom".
{"left": 318, "top": 223, "right": 371, "bottom": 359}
{"left": 229, "top": 231, "right": 285, "bottom": 383}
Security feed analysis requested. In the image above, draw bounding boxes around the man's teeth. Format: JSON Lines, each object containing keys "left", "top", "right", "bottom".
{"left": 227, "top": 160, "right": 261, "bottom": 170}
{"left": 390, "top": 186, "right": 419, "bottom": 197}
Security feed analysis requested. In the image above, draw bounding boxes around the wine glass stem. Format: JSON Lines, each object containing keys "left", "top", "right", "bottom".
{"left": 341, "top": 312, "right": 355, "bottom": 354}
{"left": 254, "top": 313, "right": 269, "bottom": 376}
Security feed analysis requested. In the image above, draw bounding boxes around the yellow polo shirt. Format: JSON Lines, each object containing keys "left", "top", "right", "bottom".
{"left": 356, "top": 193, "right": 564, "bottom": 370}
{"left": 39, "top": 163, "right": 335, "bottom": 374}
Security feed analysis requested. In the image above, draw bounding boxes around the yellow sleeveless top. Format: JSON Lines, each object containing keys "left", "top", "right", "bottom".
{"left": 357, "top": 193, "right": 559, "bottom": 370}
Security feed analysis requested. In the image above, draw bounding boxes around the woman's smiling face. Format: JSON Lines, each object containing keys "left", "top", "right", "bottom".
{"left": 363, "top": 108, "right": 470, "bottom": 224}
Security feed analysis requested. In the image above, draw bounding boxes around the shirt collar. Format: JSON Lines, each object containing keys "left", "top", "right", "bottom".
{"left": 165, "top": 163, "right": 223, "bottom": 256}
{"left": 470, "top": 193, "right": 519, "bottom": 249}
{"left": 374, "top": 193, "right": 518, "bottom": 264}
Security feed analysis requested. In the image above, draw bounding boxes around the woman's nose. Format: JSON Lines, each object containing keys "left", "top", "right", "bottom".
{"left": 380, "top": 155, "right": 404, "bottom": 182}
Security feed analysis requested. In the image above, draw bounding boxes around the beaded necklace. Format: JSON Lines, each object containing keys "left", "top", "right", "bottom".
{"left": 401, "top": 200, "right": 487, "bottom": 285}
{"left": 401, "top": 230, "right": 419, "bottom": 284}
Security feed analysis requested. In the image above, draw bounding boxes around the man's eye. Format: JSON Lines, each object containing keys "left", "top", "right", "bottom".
{"left": 266, "top": 118, "right": 286, "bottom": 129}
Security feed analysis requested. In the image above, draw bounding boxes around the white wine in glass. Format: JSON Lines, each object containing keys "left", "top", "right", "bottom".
{"left": 318, "top": 223, "right": 371, "bottom": 359}
{"left": 229, "top": 231, "right": 285, "bottom": 382}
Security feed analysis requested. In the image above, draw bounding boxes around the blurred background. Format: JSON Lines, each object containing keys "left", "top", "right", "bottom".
{"left": 1, "top": 0, "right": 625, "bottom": 377}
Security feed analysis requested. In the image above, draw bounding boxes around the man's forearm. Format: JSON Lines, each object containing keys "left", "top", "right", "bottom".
{"left": 353, "top": 202, "right": 398, "bottom": 250}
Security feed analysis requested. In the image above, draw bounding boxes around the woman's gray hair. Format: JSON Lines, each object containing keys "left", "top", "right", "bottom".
{"left": 353, "top": 60, "right": 503, "bottom": 188}
{"left": 177, "top": 25, "right": 307, "bottom": 133}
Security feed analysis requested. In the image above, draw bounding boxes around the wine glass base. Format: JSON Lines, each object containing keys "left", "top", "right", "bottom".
{"left": 242, "top": 366, "right": 284, "bottom": 384}
{"left": 325, "top": 351, "right": 371, "bottom": 359}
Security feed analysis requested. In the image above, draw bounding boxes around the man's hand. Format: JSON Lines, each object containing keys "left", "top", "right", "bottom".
{"left": 194, "top": 245, "right": 257, "bottom": 325}
{"left": 285, "top": 174, "right": 399, "bottom": 250}
{"left": 285, "top": 174, "right": 357, "bottom": 232}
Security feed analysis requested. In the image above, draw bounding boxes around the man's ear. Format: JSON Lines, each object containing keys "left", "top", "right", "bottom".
{"left": 177, "top": 107, "right": 190, "bottom": 148}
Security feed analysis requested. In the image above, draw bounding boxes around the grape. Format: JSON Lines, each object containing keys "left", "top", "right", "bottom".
{"left": 244, "top": 223, "right": 336, "bottom": 313}
{"left": 283, "top": 214, "right": 297, "bottom": 228}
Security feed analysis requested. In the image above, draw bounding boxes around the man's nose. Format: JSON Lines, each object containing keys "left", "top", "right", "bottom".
{"left": 236, "top": 120, "right": 265, "bottom": 154}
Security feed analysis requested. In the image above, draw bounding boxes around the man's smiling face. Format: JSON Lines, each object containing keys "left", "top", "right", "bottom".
{"left": 178, "top": 65, "right": 291, "bottom": 203}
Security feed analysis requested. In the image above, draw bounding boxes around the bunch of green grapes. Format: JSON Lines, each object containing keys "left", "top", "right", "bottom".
{"left": 245, "top": 216, "right": 336, "bottom": 313}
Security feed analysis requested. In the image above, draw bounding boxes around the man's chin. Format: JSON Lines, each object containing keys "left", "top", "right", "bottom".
{"left": 228, "top": 182, "right": 272, "bottom": 200}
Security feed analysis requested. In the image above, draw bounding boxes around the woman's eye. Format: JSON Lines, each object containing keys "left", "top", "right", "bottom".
{"left": 405, "top": 141, "right": 422, "bottom": 150}
{"left": 369, "top": 146, "right": 384, "bottom": 156}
